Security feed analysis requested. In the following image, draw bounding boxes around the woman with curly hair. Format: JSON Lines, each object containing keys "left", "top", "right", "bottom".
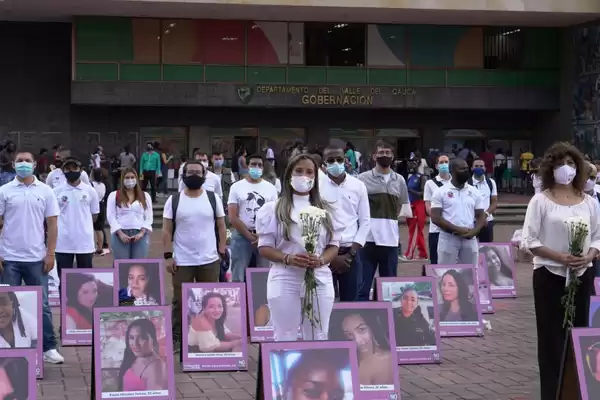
{"left": 521, "top": 142, "right": 600, "bottom": 400}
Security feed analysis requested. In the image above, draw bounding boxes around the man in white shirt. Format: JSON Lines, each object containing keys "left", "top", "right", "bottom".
{"left": 162, "top": 160, "right": 227, "bottom": 346}
{"left": 177, "top": 151, "right": 223, "bottom": 196}
{"left": 261, "top": 140, "right": 275, "bottom": 167}
{"left": 54, "top": 159, "right": 100, "bottom": 275}
{"left": 430, "top": 158, "right": 487, "bottom": 265}
{"left": 321, "top": 146, "right": 370, "bottom": 301}
{"left": 210, "top": 151, "right": 236, "bottom": 211}
{"left": 0, "top": 151, "right": 64, "bottom": 364}
{"left": 228, "top": 154, "right": 277, "bottom": 282}
{"left": 424, "top": 154, "right": 451, "bottom": 264}
{"left": 46, "top": 157, "right": 91, "bottom": 188}
{"left": 469, "top": 158, "right": 498, "bottom": 243}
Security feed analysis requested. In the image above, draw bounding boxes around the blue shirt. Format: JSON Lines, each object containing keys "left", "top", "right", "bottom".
{"left": 407, "top": 173, "right": 422, "bottom": 203}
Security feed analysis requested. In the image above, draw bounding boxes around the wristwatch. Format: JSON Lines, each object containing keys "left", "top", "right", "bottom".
{"left": 349, "top": 249, "right": 357, "bottom": 258}
{"left": 163, "top": 252, "right": 173, "bottom": 260}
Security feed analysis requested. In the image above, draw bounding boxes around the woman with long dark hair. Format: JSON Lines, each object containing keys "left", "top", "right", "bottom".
{"left": 117, "top": 318, "right": 166, "bottom": 392}
{"left": 480, "top": 246, "right": 514, "bottom": 287}
{"left": 65, "top": 273, "right": 112, "bottom": 330}
{"left": 120, "top": 264, "right": 159, "bottom": 306}
{"left": 393, "top": 286, "right": 436, "bottom": 347}
{"left": 256, "top": 154, "right": 340, "bottom": 341}
{"left": 0, "top": 357, "right": 30, "bottom": 400}
{"left": 187, "top": 292, "right": 242, "bottom": 353}
{"left": 0, "top": 293, "right": 36, "bottom": 349}
{"left": 438, "top": 270, "right": 477, "bottom": 322}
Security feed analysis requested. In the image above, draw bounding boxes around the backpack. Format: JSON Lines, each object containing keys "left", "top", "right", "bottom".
{"left": 469, "top": 176, "right": 493, "bottom": 193}
{"left": 170, "top": 191, "right": 220, "bottom": 247}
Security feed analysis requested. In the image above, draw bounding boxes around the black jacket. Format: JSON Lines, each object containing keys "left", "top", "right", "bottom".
{"left": 394, "top": 306, "right": 436, "bottom": 347}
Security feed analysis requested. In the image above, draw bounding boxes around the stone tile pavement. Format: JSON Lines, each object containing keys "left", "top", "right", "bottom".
{"left": 40, "top": 224, "right": 539, "bottom": 399}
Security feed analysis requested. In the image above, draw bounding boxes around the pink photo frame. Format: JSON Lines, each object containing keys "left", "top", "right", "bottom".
{"left": 590, "top": 296, "right": 600, "bottom": 327}
{"left": 425, "top": 264, "right": 484, "bottom": 337}
{"left": 0, "top": 286, "right": 43, "bottom": 379}
{"left": 0, "top": 348, "right": 37, "bottom": 399}
{"left": 479, "top": 243, "right": 517, "bottom": 298}
{"left": 181, "top": 283, "right": 249, "bottom": 372}
{"left": 328, "top": 302, "right": 401, "bottom": 398}
{"left": 93, "top": 305, "right": 176, "bottom": 400}
{"left": 376, "top": 276, "right": 442, "bottom": 364}
{"left": 114, "top": 259, "right": 166, "bottom": 306}
{"left": 60, "top": 268, "right": 117, "bottom": 346}
{"left": 260, "top": 341, "right": 361, "bottom": 400}
{"left": 570, "top": 327, "right": 600, "bottom": 400}
{"left": 246, "top": 268, "right": 273, "bottom": 342}
{"left": 594, "top": 278, "right": 600, "bottom": 295}
{"left": 476, "top": 255, "right": 494, "bottom": 314}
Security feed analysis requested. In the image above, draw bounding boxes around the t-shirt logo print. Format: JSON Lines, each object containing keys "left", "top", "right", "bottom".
{"left": 245, "top": 191, "right": 266, "bottom": 224}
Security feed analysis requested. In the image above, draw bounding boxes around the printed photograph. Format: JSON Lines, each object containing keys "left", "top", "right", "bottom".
{"left": 263, "top": 343, "right": 359, "bottom": 400}
{"left": 249, "top": 270, "right": 271, "bottom": 330}
{"left": 328, "top": 304, "right": 399, "bottom": 395}
{"left": 62, "top": 270, "right": 115, "bottom": 337}
{"left": 0, "top": 350, "right": 36, "bottom": 400}
{"left": 116, "top": 260, "right": 164, "bottom": 306}
{"left": 590, "top": 297, "right": 600, "bottom": 327}
{"left": 48, "top": 266, "right": 60, "bottom": 307}
{"left": 95, "top": 306, "right": 174, "bottom": 399}
{"left": 430, "top": 268, "right": 479, "bottom": 323}
{"left": 574, "top": 330, "right": 600, "bottom": 400}
{"left": 479, "top": 244, "right": 516, "bottom": 296}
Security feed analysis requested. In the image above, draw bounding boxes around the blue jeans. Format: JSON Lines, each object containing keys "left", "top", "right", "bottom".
{"left": 0, "top": 260, "right": 57, "bottom": 351}
{"left": 332, "top": 249, "right": 363, "bottom": 302}
{"left": 358, "top": 242, "right": 398, "bottom": 301}
{"left": 0, "top": 172, "right": 15, "bottom": 186}
{"left": 230, "top": 231, "right": 268, "bottom": 282}
{"left": 110, "top": 229, "right": 150, "bottom": 259}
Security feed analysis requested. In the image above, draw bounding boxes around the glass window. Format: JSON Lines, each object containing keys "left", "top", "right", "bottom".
{"left": 209, "top": 128, "right": 258, "bottom": 161}
{"left": 484, "top": 27, "right": 524, "bottom": 69}
{"left": 288, "top": 23, "right": 305, "bottom": 65}
{"left": 162, "top": 20, "right": 198, "bottom": 64}
{"left": 247, "top": 22, "right": 288, "bottom": 65}
{"left": 305, "top": 23, "right": 366, "bottom": 66}
{"left": 194, "top": 20, "right": 246, "bottom": 64}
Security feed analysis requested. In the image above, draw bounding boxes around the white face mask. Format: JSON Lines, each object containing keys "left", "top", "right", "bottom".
{"left": 553, "top": 165, "right": 576, "bottom": 185}
{"left": 290, "top": 175, "right": 314, "bottom": 193}
{"left": 124, "top": 178, "right": 137, "bottom": 189}
{"left": 200, "top": 161, "right": 209, "bottom": 168}
{"left": 585, "top": 179, "right": 596, "bottom": 192}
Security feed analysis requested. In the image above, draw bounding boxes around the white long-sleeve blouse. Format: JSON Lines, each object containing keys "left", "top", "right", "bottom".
{"left": 106, "top": 191, "right": 153, "bottom": 234}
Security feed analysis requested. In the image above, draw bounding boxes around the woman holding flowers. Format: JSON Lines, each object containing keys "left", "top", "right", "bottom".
{"left": 256, "top": 153, "right": 340, "bottom": 341}
{"left": 521, "top": 142, "right": 600, "bottom": 400}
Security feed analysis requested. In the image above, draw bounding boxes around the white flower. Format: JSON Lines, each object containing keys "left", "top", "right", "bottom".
{"left": 566, "top": 216, "right": 588, "bottom": 227}
{"left": 299, "top": 206, "right": 327, "bottom": 220}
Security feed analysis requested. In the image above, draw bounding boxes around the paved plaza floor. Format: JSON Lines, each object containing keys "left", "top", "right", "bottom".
{"left": 41, "top": 223, "right": 539, "bottom": 400}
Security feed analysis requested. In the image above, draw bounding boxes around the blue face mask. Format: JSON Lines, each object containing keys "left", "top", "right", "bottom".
{"left": 438, "top": 163, "right": 450, "bottom": 174}
{"left": 15, "top": 162, "right": 34, "bottom": 178}
{"left": 213, "top": 159, "right": 224, "bottom": 168}
{"left": 473, "top": 167, "right": 485, "bottom": 177}
{"left": 249, "top": 167, "right": 263, "bottom": 180}
{"left": 326, "top": 162, "right": 346, "bottom": 177}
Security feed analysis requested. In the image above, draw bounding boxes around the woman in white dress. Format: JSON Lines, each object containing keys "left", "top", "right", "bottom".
{"left": 0, "top": 292, "right": 37, "bottom": 349}
{"left": 256, "top": 153, "right": 340, "bottom": 341}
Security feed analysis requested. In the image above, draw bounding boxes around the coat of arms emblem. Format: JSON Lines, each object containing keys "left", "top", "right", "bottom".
{"left": 237, "top": 87, "right": 253, "bottom": 104}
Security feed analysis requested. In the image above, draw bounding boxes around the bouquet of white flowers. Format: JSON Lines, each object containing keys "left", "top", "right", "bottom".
{"left": 298, "top": 206, "right": 328, "bottom": 331}
{"left": 562, "top": 216, "right": 589, "bottom": 328}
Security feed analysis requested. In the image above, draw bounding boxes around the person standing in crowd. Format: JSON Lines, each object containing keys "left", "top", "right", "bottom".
{"left": 494, "top": 149, "right": 506, "bottom": 189}
{"left": 479, "top": 146, "right": 495, "bottom": 179}
{"left": 413, "top": 151, "right": 428, "bottom": 176}
{"left": 46, "top": 156, "right": 91, "bottom": 189}
{"left": 530, "top": 158, "right": 543, "bottom": 195}
{"left": 430, "top": 158, "right": 486, "bottom": 265}
{"left": 162, "top": 160, "right": 227, "bottom": 347}
{"left": 187, "top": 152, "right": 223, "bottom": 197}
{"left": 520, "top": 147, "right": 534, "bottom": 191}
{"left": 210, "top": 151, "right": 236, "bottom": 210}
{"left": 35, "top": 148, "right": 50, "bottom": 180}
{"left": 357, "top": 141, "right": 409, "bottom": 301}
{"left": 237, "top": 147, "right": 249, "bottom": 179}
{"left": 90, "top": 146, "right": 102, "bottom": 170}
{"left": 119, "top": 145, "right": 136, "bottom": 170}
{"left": 403, "top": 159, "right": 428, "bottom": 261}
{"left": 320, "top": 146, "right": 370, "bottom": 302}
{"left": 0, "top": 150, "right": 64, "bottom": 364}
{"left": 139, "top": 142, "right": 160, "bottom": 203}
{"left": 256, "top": 153, "right": 340, "bottom": 340}
{"left": 262, "top": 160, "right": 281, "bottom": 194}
{"left": 54, "top": 159, "right": 99, "bottom": 275}
{"left": 158, "top": 145, "right": 172, "bottom": 198}
{"left": 261, "top": 140, "right": 275, "bottom": 167}
{"left": 91, "top": 168, "right": 110, "bottom": 255}
{"left": 469, "top": 158, "right": 498, "bottom": 243}
{"left": 0, "top": 141, "right": 16, "bottom": 186}
{"left": 521, "top": 142, "right": 600, "bottom": 400}
{"left": 585, "top": 162, "right": 598, "bottom": 198}
{"left": 228, "top": 155, "right": 277, "bottom": 282}
{"left": 345, "top": 142, "right": 358, "bottom": 173}
{"left": 106, "top": 168, "right": 153, "bottom": 259}
{"left": 423, "top": 154, "right": 451, "bottom": 265}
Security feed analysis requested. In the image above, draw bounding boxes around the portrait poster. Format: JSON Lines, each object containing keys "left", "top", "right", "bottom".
{"left": 328, "top": 302, "right": 401, "bottom": 399}
{"left": 246, "top": 268, "right": 274, "bottom": 342}
{"left": 48, "top": 264, "right": 60, "bottom": 307}
{"left": 260, "top": 341, "right": 361, "bottom": 400}
{"left": 181, "top": 283, "right": 248, "bottom": 372}
{"left": 590, "top": 296, "right": 600, "bottom": 327}
{"left": 0, "top": 287, "right": 43, "bottom": 379}
{"left": 595, "top": 278, "right": 600, "bottom": 295}
{"left": 425, "top": 265, "right": 484, "bottom": 337}
{"left": 114, "top": 259, "right": 166, "bottom": 306}
{"left": 475, "top": 256, "right": 494, "bottom": 314}
{"left": 570, "top": 327, "right": 600, "bottom": 400}
{"left": 478, "top": 243, "right": 517, "bottom": 298}
{"left": 93, "top": 305, "right": 175, "bottom": 399}
{"left": 61, "top": 269, "right": 117, "bottom": 345}
{"left": 376, "top": 277, "right": 441, "bottom": 364}
{"left": 0, "top": 349, "right": 37, "bottom": 399}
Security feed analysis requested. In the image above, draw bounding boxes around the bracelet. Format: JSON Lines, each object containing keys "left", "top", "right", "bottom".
{"left": 46, "top": 253, "right": 55, "bottom": 257}
{"left": 319, "top": 257, "right": 325, "bottom": 266}
{"left": 283, "top": 254, "right": 290, "bottom": 265}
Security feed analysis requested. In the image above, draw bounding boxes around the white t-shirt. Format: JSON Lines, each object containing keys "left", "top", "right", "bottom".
{"left": 494, "top": 154, "right": 506, "bottom": 168}
{"left": 423, "top": 175, "right": 451, "bottom": 234}
{"left": 469, "top": 177, "right": 498, "bottom": 222}
{"left": 430, "top": 183, "right": 484, "bottom": 230}
{"left": 163, "top": 191, "right": 225, "bottom": 266}
{"left": 227, "top": 179, "right": 278, "bottom": 230}
{"left": 46, "top": 169, "right": 90, "bottom": 189}
{"left": 92, "top": 181, "right": 106, "bottom": 200}
{"left": 54, "top": 183, "right": 100, "bottom": 253}
{"left": 92, "top": 153, "right": 101, "bottom": 169}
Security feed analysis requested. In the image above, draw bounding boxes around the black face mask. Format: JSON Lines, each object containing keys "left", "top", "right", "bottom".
{"left": 183, "top": 175, "right": 205, "bottom": 190}
{"left": 65, "top": 171, "right": 81, "bottom": 183}
{"left": 54, "top": 160, "right": 63, "bottom": 168}
{"left": 376, "top": 156, "right": 393, "bottom": 168}
{"left": 455, "top": 171, "right": 471, "bottom": 184}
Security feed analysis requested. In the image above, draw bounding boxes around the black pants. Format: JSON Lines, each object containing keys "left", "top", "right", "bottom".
{"left": 141, "top": 171, "right": 157, "bottom": 202}
{"left": 533, "top": 266, "right": 595, "bottom": 400}
{"left": 477, "top": 221, "right": 494, "bottom": 243}
{"left": 55, "top": 252, "right": 94, "bottom": 292}
{"left": 428, "top": 232, "right": 439, "bottom": 264}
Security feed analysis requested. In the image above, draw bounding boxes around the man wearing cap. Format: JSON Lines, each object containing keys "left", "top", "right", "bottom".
{"left": 46, "top": 156, "right": 91, "bottom": 189}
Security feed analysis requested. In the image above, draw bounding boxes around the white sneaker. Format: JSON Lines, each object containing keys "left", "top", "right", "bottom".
{"left": 43, "top": 349, "right": 64, "bottom": 364}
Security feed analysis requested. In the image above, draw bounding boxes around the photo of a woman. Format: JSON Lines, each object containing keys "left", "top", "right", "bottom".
{"left": 329, "top": 309, "right": 394, "bottom": 387}
{"left": 0, "top": 357, "right": 30, "bottom": 400}
{"left": 187, "top": 290, "right": 243, "bottom": 354}
{"left": 580, "top": 337, "right": 600, "bottom": 398}
{"left": 117, "top": 262, "right": 162, "bottom": 306}
{"left": 392, "top": 285, "right": 436, "bottom": 347}
{"left": 65, "top": 272, "right": 114, "bottom": 332}
{"left": 0, "top": 292, "right": 37, "bottom": 349}
{"left": 250, "top": 271, "right": 272, "bottom": 328}
{"left": 479, "top": 245, "right": 515, "bottom": 288}
{"left": 268, "top": 348, "right": 355, "bottom": 400}
{"left": 436, "top": 270, "right": 478, "bottom": 323}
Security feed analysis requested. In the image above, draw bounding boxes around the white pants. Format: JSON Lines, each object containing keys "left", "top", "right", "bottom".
{"left": 437, "top": 232, "right": 479, "bottom": 265}
{"left": 267, "top": 265, "right": 335, "bottom": 341}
